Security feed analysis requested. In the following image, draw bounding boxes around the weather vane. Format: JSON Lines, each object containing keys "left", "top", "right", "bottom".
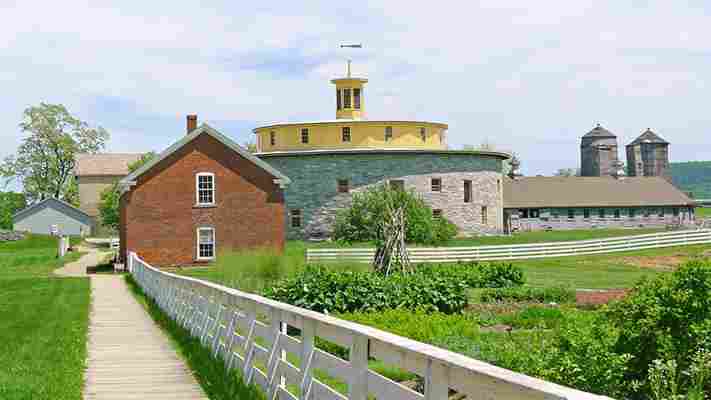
{"left": 340, "top": 44, "right": 362, "bottom": 77}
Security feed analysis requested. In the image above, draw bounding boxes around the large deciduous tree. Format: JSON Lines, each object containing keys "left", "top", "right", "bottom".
{"left": 98, "top": 152, "right": 157, "bottom": 232}
{"left": 0, "top": 192, "right": 26, "bottom": 230}
{"left": 0, "top": 103, "right": 109, "bottom": 204}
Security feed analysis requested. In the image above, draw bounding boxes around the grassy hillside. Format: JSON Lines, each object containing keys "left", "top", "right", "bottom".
{"left": 670, "top": 161, "right": 711, "bottom": 198}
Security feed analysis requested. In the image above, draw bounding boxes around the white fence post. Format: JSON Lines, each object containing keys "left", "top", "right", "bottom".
{"left": 349, "top": 334, "right": 369, "bottom": 400}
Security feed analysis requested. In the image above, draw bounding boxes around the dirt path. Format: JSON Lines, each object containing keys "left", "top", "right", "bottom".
{"left": 54, "top": 245, "right": 110, "bottom": 277}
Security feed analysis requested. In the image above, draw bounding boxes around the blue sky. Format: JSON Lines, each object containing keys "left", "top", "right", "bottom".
{"left": 1, "top": 0, "right": 710, "bottom": 188}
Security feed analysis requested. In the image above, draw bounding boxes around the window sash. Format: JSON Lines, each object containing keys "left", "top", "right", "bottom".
{"left": 385, "top": 126, "right": 393, "bottom": 141}
{"left": 431, "top": 178, "right": 442, "bottom": 192}
{"left": 196, "top": 173, "right": 215, "bottom": 205}
{"left": 301, "top": 128, "right": 309, "bottom": 144}
{"left": 197, "top": 228, "right": 215, "bottom": 259}
{"left": 353, "top": 88, "right": 361, "bottom": 109}
{"left": 481, "top": 206, "right": 488, "bottom": 224}
{"left": 420, "top": 127, "right": 426, "bottom": 142}
{"left": 342, "top": 127, "right": 351, "bottom": 142}
{"left": 336, "top": 89, "right": 342, "bottom": 110}
{"left": 463, "top": 180, "right": 472, "bottom": 203}
{"left": 343, "top": 89, "right": 351, "bottom": 108}
{"left": 270, "top": 131, "right": 276, "bottom": 146}
{"left": 290, "top": 209, "right": 302, "bottom": 228}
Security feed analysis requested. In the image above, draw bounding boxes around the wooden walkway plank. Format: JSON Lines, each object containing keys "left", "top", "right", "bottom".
{"left": 84, "top": 275, "right": 208, "bottom": 400}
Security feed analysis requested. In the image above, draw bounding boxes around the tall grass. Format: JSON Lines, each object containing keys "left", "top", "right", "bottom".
{"left": 180, "top": 242, "right": 369, "bottom": 294}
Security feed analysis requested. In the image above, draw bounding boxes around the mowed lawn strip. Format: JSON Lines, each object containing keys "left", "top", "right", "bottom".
{"left": 305, "top": 228, "right": 667, "bottom": 248}
{"left": 0, "top": 235, "right": 90, "bottom": 400}
{"left": 513, "top": 244, "right": 709, "bottom": 289}
{"left": 0, "top": 277, "right": 90, "bottom": 400}
{"left": 0, "top": 235, "right": 83, "bottom": 278}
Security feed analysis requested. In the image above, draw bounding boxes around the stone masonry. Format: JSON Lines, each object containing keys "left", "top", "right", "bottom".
{"left": 258, "top": 151, "right": 505, "bottom": 239}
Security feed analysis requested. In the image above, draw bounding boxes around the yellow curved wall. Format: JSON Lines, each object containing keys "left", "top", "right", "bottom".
{"left": 255, "top": 121, "right": 447, "bottom": 152}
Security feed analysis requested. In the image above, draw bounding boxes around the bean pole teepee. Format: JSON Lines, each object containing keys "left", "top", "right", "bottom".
{"left": 373, "top": 200, "right": 411, "bottom": 276}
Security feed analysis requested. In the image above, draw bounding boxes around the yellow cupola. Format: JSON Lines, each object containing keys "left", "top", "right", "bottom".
{"left": 331, "top": 61, "right": 367, "bottom": 120}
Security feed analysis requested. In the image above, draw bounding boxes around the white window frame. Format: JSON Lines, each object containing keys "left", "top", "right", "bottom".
{"left": 196, "top": 172, "right": 216, "bottom": 206}
{"left": 196, "top": 227, "right": 216, "bottom": 260}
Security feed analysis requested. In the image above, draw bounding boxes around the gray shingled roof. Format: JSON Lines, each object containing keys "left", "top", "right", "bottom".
{"left": 120, "top": 124, "right": 290, "bottom": 187}
{"left": 583, "top": 124, "right": 617, "bottom": 138}
{"left": 504, "top": 176, "right": 694, "bottom": 208}
{"left": 75, "top": 153, "right": 144, "bottom": 176}
{"left": 628, "top": 129, "right": 669, "bottom": 146}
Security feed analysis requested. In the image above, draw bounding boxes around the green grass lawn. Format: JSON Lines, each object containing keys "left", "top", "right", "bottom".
{"left": 514, "top": 244, "right": 709, "bottom": 289}
{"left": 0, "top": 235, "right": 90, "bottom": 400}
{"left": 0, "top": 277, "right": 89, "bottom": 399}
{"left": 306, "top": 228, "right": 666, "bottom": 248}
{"left": 697, "top": 207, "right": 711, "bottom": 218}
{"left": 0, "top": 235, "right": 83, "bottom": 278}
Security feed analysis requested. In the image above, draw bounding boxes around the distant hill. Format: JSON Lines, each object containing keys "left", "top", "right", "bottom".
{"left": 670, "top": 161, "right": 711, "bottom": 199}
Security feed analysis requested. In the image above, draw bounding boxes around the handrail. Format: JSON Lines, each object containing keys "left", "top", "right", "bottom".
{"left": 129, "top": 252, "right": 612, "bottom": 400}
{"left": 306, "top": 229, "right": 711, "bottom": 263}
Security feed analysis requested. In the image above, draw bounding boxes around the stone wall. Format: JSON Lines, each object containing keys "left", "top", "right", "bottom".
{"left": 259, "top": 152, "right": 505, "bottom": 239}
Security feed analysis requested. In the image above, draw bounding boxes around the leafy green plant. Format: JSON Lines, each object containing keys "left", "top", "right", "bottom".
{"left": 479, "top": 286, "right": 575, "bottom": 304}
{"left": 608, "top": 259, "right": 711, "bottom": 397}
{"left": 415, "top": 262, "right": 524, "bottom": 288}
{"left": 333, "top": 184, "right": 457, "bottom": 246}
{"left": 497, "top": 306, "right": 564, "bottom": 329}
{"left": 264, "top": 265, "right": 468, "bottom": 314}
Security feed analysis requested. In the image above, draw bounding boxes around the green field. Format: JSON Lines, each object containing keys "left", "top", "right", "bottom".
{"left": 0, "top": 235, "right": 90, "bottom": 400}
{"left": 307, "top": 228, "right": 666, "bottom": 248}
{"left": 697, "top": 207, "right": 711, "bottom": 218}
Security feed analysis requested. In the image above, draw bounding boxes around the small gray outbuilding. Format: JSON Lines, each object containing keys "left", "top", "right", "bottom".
{"left": 13, "top": 198, "right": 92, "bottom": 236}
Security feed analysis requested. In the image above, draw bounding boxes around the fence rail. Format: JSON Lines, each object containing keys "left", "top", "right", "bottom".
{"left": 306, "top": 229, "right": 711, "bottom": 264}
{"left": 129, "top": 252, "right": 610, "bottom": 400}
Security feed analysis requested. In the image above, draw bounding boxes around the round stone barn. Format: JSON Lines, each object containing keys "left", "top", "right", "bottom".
{"left": 254, "top": 65, "right": 510, "bottom": 239}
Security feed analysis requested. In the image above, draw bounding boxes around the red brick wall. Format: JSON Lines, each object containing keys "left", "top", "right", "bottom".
{"left": 120, "top": 133, "right": 285, "bottom": 267}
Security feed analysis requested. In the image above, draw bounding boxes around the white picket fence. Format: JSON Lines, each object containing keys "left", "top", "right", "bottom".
{"left": 306, "top": 229, "right": 711, "bottom": 264}
{"left": 128, "top": 251, "right": 611, "bottom": 400}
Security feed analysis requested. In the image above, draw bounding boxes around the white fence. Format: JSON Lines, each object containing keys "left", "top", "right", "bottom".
{"left": 57, "top": 236, "right": 70, "bottom": 257}
{"left": 306, "top": 229, "right": 711, "bottom": 264}
{"left": 129, "top": 252, "right": 610, "bottom": 400}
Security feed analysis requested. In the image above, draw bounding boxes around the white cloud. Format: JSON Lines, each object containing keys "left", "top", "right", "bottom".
{"left": 1, "top": 0, "right": 710, "bottom": 180}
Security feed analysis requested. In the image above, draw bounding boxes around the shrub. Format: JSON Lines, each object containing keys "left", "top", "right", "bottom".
{"left": 497, "top": 306, "right": 564, "bottom": 329}
{"left": 415, "top": 262, "right": 525, "bottom": 288}
{"left": 263, "top": 265, "right": 468, "bottom": 314}
{"left": 607, "top": 259, "right": 711, "bottom": 396}
{"left": 332, "top": 184, "right": 457, "bottom": 246}
{"left": 478, "top": 286, "right": 575, "bottom": 304}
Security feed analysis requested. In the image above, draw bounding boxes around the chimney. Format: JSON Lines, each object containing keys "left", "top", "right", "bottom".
{"left": 186, "top": 114, "right": 198, "bottom": 134}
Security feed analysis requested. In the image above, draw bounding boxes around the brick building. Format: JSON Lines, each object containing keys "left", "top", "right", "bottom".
{"left": 119, "top": 119, "right": 290, "bottom": 267}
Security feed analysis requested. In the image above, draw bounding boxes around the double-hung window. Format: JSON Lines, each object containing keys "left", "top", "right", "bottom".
{"left": 342, "top": 127, "right": 351, "bottom": 142}
{"left": 385, "top": 126, "right": 393, "bottom": 142}
{"left": 196, "top": 173, "right": 215, "bottom": 205}
{"left": 354, "top": 88, "right": 361, "bottom": 109}
{"left": 431, "top": 178, "right": 442, "bottom": 192}
{"left": 301, "top": 128, "right": 309, "bottom": 144}
{"left": 270, "top": 131, "right": 276, "bottom": 146}
{"left": 197, "top": 227, "right": 215, "bottom": 260}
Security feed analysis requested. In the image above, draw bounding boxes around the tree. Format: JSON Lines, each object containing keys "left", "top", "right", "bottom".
{"left": 0, "top": 192, "right": 26, "bottom": 230}
{"left": 98, "top": 152, "right": 157, "bottom": 231}
{"left": 243, "top": 141, "right": 258, "bottom": 153}
{"left": 0, "top": 103, "right": 109, "bottom": 205}
{"left": 554, "top": 168, "right": 580, "bottom": 177}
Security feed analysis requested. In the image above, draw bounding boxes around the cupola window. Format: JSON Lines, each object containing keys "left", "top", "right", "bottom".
{"left": 385, "top": 126, "right": 392, "bottom": 141}
{"left": 353, "top": 88, "right": 361, "bottom": 109}
{"left": 269, "top": 131, "right": 276, "bottom": 146}
{"left": 343, "top": 88, "right": 352, "bottom": 108}
{"left": 336, "top": 89, "right": 342, "bottom": 110}
{"left": 420, "top": 127, "right": 427, "bottom": 142}
{"left": 301, "top": 128, "right": 309, "bottom": 144}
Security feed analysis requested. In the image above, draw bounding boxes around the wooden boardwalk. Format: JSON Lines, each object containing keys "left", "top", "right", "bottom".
{"left": 84, "top": 275, "right": 208, "bottom": 400}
